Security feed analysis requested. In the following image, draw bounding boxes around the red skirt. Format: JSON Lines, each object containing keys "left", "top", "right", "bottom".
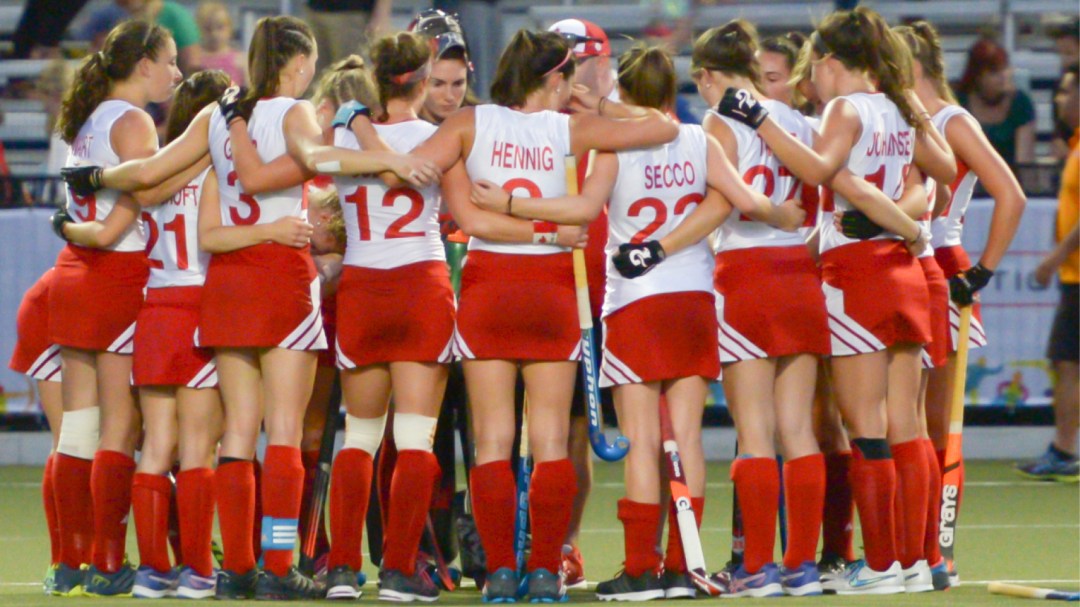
{"left": 932, "top": 245, "right": 988, "bottom": 350}
{"left": 48, "top": 245, "right": 148, "bottom": 353}
{"left": 455, "top": 251, "right": 580, "bottom": 361}
{"left": 200, "top": 243, "right": 327, "bottom": 351}
{"left": 134, "top": 287, "right": 217, "bottom": 388}
{"left": 820, "top": 241, "right": 931, "bottom": 356}
{"left": 335, "top": 261, "right": 456, "bottom": 368}
{"left": 714, "top": 245, "right": 830, "bottom": 361}
{"left": 600, "top": 292, "right": 720, "bottom": 387}
{"left": 9, "top": 269, "right": 61, "bottom": 381}
{"left": 920, "top": 256, "right": 950, "bottom": 369}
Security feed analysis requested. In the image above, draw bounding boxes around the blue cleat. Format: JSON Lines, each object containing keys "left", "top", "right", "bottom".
{"left": 133, "top": 565, "right": 180, "bottom": 598}
{"left": 482, "top": 567, "right": 519, "bottom": 603}
{"left": 718, "top": 562, "right": 784, "bottom": 598}
{"left": 1016, "top": 445, "right": 1080, "bottom": 482}
{"left": 51, "top": 563, "right": 87, "bottom": 597}
{"left": 176, "top": 566, "right": 217, "bottom": 599}
{"left": 526, "top": 568, "right": 567, "bottom": 603}
{"left": 84, "top": 562, "right": 137, "bottom": 597}
{"left": 780, "top": 561, "right": 823, "bottom": 596}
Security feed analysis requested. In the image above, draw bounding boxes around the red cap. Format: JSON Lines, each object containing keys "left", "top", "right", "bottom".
{"left": 548, "top": 19, "right": 611, "bottom": 58}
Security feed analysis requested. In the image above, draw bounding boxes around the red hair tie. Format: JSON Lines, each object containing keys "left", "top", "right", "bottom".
{"left": 542, "top": 49, "right": 573, "bottom": 77}
{"left": 390, "top": 61, "right": 432, "bottom": 85}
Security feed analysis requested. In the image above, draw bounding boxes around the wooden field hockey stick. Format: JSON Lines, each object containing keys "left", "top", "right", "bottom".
{"left": 514, "top": 396, "right": 532, "bottom": 577}
{"left": 938, "top": 305, "right": 972, "bottom": 576}
{"left": 425, "top": 516, "right": 457, "bottom": 591}
{"left": 564, "top": 155, "right": 630, "bottom": 462}
{"left": 660, "top": 397, "right": 724, "bottom": 596}
{"left": 299, "top": 376, "right": 342, "bottom": 576}
{"left": 989, "top": 583, "right": 1080, "bottom": 601}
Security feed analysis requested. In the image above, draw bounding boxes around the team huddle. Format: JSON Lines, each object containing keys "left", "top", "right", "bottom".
{"left": 8, "top": 3, "right": 1027, "bottom": 603}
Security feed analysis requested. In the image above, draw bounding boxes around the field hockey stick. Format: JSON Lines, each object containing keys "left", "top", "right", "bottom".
{"left": 989, "top": 582, "right": 1080, "bottom": 601}
{"left": 777, "top": 454, "right": 787, "bottom": 555}
{"left": 564, "top": 155, "right": 630, "bottom": 462}
{"left": 939, "top": 305, "right": 972, "bottom": 575}
{"left": 660, "top": 396, "right": 724, "bottom": 597}
{"left": 729, "top": 441, "right": 744, "bottom": 570}
{"left": 425, "top": 516, "right": 457, "bottom": 591}
{"left": 514, "top": 395, "right": 532, "bottom": 577}
{"left": 299, "top": 376, "right": 342, "bottom": 576}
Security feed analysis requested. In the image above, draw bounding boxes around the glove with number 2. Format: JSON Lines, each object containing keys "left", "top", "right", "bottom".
{"left": 717, "top": 88, "right": 769, "bottom": 129}
{"left": 217, "top": 85, "right": 246, "bottom": 127}
{"left": 613, "top": 241, "right": 666, "bottom": 278}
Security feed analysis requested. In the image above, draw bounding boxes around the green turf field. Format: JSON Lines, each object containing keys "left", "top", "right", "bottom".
{"left": 0, "top": 460, "right": 1076, "bottom": 606}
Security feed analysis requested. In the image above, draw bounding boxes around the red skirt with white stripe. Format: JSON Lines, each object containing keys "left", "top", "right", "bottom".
{"left": 920, "top": 256, "right": 950, "bottom": 369}
{"left": 200, "top": 243, "right": 326, "bottom": 351}
{"left": 932, "top": 245, "right": 988, "bottom": 350}
{"left": 9, "top": 269, "right": 61, "bottom": 381}
{"left": 133, "top": 286, "right": 217, "bottom": 388}
{"left": 713, "top": 245, "right": 829, "bottom": 362}
{"left": 455, "top": 251, "right": 580, "bottom": 361}
{"left": 600, "top": 292, "right": 720, "bottom": 387}
{"left": 335, "top": 261, "right": 455, "bottom": 368}
{"left": 820, "top": 240, "right": 931, "bottom": 356}
{"left": 48, "top": 245, "right": 148, "bottom": 353}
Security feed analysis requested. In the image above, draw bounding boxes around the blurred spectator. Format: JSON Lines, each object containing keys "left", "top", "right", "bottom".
{"left": 11, "top": 0, "right": 92, "bottom": 58}
{"left": 1048, "top": 16, "right": 1079, "bottom": 162}
{"left": 116, "top": 0, "right": 202, "bottom": 74}
{"left": 956, "top": 37, "right": 1036, "bottom": 170}
{"left": 305, "top": 0, "right": 391, "bottom": 74}
{"left": 195, "top": 2, "right": 246, "bottom": 86}
{"left": 82, "top": 4, "right": 128, "bottom": 53}
{"left": 26, "top": 59, "right": 74, "bottom": 206}
{"left": 0, "top": 107, "right": 15, "bottom": 206}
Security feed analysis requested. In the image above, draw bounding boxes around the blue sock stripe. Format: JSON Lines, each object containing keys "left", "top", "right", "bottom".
{"left": 260, "top": 516, "right": 299, "bottom": 551}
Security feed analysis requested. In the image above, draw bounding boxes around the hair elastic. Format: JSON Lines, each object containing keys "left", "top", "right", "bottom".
{"left": 542, "top": 48, "right": 574, "bottom": 77}
{"left": 390, "top": 61, "right": 432, "bottom": 85}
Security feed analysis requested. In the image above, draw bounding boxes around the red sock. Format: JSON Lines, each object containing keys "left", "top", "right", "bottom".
{"left": 261, "top": 445, "right": 304, "bottom": 577}
{"left": 177, "top": 468, "right": 215, "bottom": 576}
{"left": 470, "top": 461, "right": 516, "bottom": 574}
{"left": 618, "top": 499, "right": 661, "bottom": 576}
{"left": 328, "top": 448, "right": 373, "bottom": 571}
{"left": 382, "top": 451, "right": 441, "bottom": 574}
{"left": 91, "top": 450, "right": 136, "bottom": 573}
{"left": 663, "top": 496, "right": 705, "bottom": 574}
{"left": 922, "top": 439, "right": 943, "bottom": 565}
{"left": 43, "top": 454, "right": 60, "bottom": 565}
{"left": 849, "top": 445, "right": 897, "bottom": 571}
{"left": 252, "top": 458, "right": 263, "bottom": 563}
{"left": 216, "top": 460, "right": 256, "bottom": 574}
{"left": 732, "top": 457, "right": 779, "bottom": 574}
{"left": 133, "top": 473, "right": 173, "bottom": 573}
{"left": 893, "top": 440, "right": 929, "bottom": 567}
{"left": 526, "top": 459, "right": 578, "bottom": 573}
{"left": 54, "top": 453, "right": 94, "bottom": 567}
{"left": 823, "top": 451, "right": 855, "bottom": 561}
{"left": 783, "top": 453, "right": 825, "bottom": 569}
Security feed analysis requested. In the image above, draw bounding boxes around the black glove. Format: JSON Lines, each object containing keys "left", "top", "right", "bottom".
{"left": 613, "top": 241, "right": 666, "bottom": 278}
{"left": 332, "top": 100, "right": 372, "bottom": 130}
{"left": 218, "top": 85, "right": 246, "bottom": 127}
{"left": 717, "top": 87, "right": 769, "bottom": 129}
{"left": 949, "top": 263, "right": 993, "bottom": 306}
{"left": 60, "top": 165, "right": 104, "bottom": 197}
{"left": 51, "top": 204, "right": 74, "bottom": 241}
{"left": 839, "top": 210, "right": 885, "bottom": 239}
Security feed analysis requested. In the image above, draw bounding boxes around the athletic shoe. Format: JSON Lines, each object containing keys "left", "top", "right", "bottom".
{"left": 214, "top": 568, "right": 259, "bottom": 600}
{"left": 660, "top": 569, "right": 696, "bottom": 599}
{"left": 51, "top": 563, "right": 86, "bottom": 597}
{"left": 561, "top": 544, "right": 586, "bottom": 589}
{"left": 176, "top": 566, "right": 217, "bottom": 599}
{"left": 379, "top": 567, "right": 440, "bottom": 602}
{"left": 948, "top": 560, "right": 960, "bottom": 587}
{"left": 255, "top": 565, "right": 323, "bottom": 600}
{"left": 481, "top": 567, "right": 518, "bottom": 603}
{"left": 84, "top": 562, "right": 137, "bottom": 597}
{"left": 817, "top": 554, "right": 851, "bottom": 594}
{"left": 133, "top": 565, "right": 180, "bottom": 598}
{"left": 833, "top": 560, "right": 904, "bottom": 595}
{"left": 780, "top": 561, "right": 823, "bottom": 596}
{"left": 717, "top": 562, "right": 783, "bottom": 598}
{"left": 1016, "top": 445, "right": 1080, "bottom": 482}
{"left": 43, "top": 564, "right": 57, "bottom": 595}
{"left": 325, "top": 565, "right": 362, "bottom": 600}
{"left": 525, "top": 568, "right": 567, "bottom": 603}
{"left": 929, "top": 558, "right": 951, "bottom": 591}
{"left": 595, "top": 569, "right": 664, "bottom": 601}
{"left": 903, "top": 559, "right": 934, "bottom": 593}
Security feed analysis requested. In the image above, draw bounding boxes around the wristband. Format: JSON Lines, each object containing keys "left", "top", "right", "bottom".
{"left": 533, "top": 220, "right": 558, "bottom": 244}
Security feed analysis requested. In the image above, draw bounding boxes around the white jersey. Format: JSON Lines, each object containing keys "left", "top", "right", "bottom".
{"left": 237, "top": 97, "right": 307, "bottom": 226}
{"left": 64, "top": 100, "right": 146, "bottom": 252}
{"left": 603, "top": 125, "right": 714, "bottom": 317}
{"left": 465, "top": 105, "right": 572, "bottom": 255}
{"left": 819, "top": 93, "right": 915, "bottom": 254}
{"left": 334, "top": 120, "right": 445, "bottom": 269}
{"left": 208, "top": 106, "right": 245, "bottom": 226}
{"left": 712, "top": 100, "right": 814, "bottom": 252}
{"left": 930, "top": 105, "right": 979, "bottom": 249}
{"left": 145, "top": 167, "right": 211, "bottom": 288}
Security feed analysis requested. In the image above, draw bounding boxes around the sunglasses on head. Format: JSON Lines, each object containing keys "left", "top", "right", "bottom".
{"left": 559, "top": 32, "right": 604, "bottom": 47}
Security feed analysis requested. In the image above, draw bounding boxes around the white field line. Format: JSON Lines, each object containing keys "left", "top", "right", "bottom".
{"left": 577, "top": 523, "right": 1078, "bottom": 534}
{"left": 0, "top": 479, "right": 1073, "bottom": 489}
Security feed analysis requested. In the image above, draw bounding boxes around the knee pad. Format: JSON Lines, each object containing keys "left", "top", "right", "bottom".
{"left": 343, "top": 413, "right": 387, "bottom": 454}
{"left": 851, "top": 437, "right": 891, "bottom": 460}
{"left": 393, "top": 413, "right": 437, "bottom": 452}
{"left": 56, "top": 407, "right": 100, "bottom": 460}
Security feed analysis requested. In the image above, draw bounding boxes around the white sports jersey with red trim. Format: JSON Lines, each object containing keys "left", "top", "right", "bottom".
{"left": 603, "top": 125, "right": 714, "bottom": 317}
{"left": 465, "top": 104, "right": 572, "bottom": 255}
{"left": 819, "top": 93, "right": 915, "bottom": 254}
{"left": 334, "top": 120, "right": 445, "bottom": 269}
{"left": 236, "top": 97, "right": 307, "bottom": 226}
{"left": 208, "top": 106, "right": 244, "bottom": 225}
{"left": 146, "top": 167, "right": 211, "bottom": 288}
{"left": 930, "top": 105, "right": 979, "bottom": 249}
{"left": 712, "top": 100, "right": 813, "bottom": 252}
{"left": 64, "top": 99, "right": 146, "bottom": 252}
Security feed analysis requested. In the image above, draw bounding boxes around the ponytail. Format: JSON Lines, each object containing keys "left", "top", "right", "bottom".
{"left": 617, "top": 44, "right": 675, "bottom": 111}
{"left": 240, "top": 16, "right": 315, "bottom": 120}
{"left": 490, "top": 30, "right": 574, "bottom": 108}
{"left": 371, "top": 32, "right": 431, "bottom": 121}
{"left": 691, "top": 20, "right": 763, "bottom": 92}
{"left": 311, "top": 55, "right": 378, "bottom": 113}
{"left": 900, "top": 21, "right": 958, "bottom": 105}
